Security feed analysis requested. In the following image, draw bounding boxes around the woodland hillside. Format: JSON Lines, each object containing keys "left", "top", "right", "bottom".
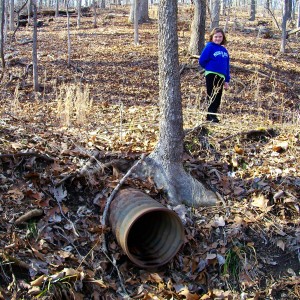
{"left": 0, "top": 4, "right": 299, "bottom": 300}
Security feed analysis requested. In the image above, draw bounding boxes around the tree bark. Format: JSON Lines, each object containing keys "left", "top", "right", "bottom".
{"left": 134, "top": 0, "right": 139, "bottom": 45}
{"left": 100, "top": 0, "right": 105, "bottom": 9}
{"left": 188, "top": 0, "right": 206, "bottom": 55}
{"left": 210, "top": 0, "right": 220, "bottom": 29}
{"left": 129, "top": 0, "right": 149, "bottom": 24}
{"left": 249, "top": 0, "right": 256, "bottom": 21}
{"left": 0, "top": 0, "right": 5, "bottom": 78}
{"left": 9, "top": 0, "right": 14, "bottom": 31}
{"left": 135, "top": 0, "right": 217, "bottom": 207}
{"left": 297, "top": 0, "right": 300, "bottom": 28}
{"left": 280, "top": 0, "right": 289, "bottom": 53}
{"left": 55, "top": 0, "right": 59, "bottom": 17}
{"left": 77, "top": 0, "right": 81, "bottom": 28}
{"left": 93, "top": 0, "right": 97, "bottom": 28}
{"left": 66, "top": 0, "right": 71, "bottom": 67}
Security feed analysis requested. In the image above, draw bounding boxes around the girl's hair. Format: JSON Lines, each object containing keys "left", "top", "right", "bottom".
{"left": 209, "top": 27, "right": 227, "bottom": 45}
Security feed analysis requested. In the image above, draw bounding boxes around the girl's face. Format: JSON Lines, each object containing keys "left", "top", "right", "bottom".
{"left": 212, "top": 32, "right": 224, "bottom": 45}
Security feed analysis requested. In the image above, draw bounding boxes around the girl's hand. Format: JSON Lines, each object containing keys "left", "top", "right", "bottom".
{"left": 224, "top": 82, "right": 229, "bottom": 90}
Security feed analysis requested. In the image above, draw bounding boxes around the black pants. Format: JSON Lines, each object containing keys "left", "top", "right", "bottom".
{"left": 205, "top": 73, "right": 224, "bottom": 117}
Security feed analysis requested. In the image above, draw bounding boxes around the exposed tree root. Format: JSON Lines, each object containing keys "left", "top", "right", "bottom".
{"left": 133, "top": 155, "right": 217, "bottom": 207}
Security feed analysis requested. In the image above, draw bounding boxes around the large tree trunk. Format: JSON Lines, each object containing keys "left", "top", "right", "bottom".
{"left": 188, "top": 0, "right": 206, "bottom": 55}
{"left": 135, "top": 0, "right": 217, "bottom": 207}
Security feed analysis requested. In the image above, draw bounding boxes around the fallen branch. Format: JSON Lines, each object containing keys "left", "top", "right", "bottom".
{"left": 0, "top": 252, "right": 31, "bottom": 270}
{"left": 286, "top": 27, "right": 300, "bottom": 38}
{"left": 0, "top": 151, "right": 54, "bottom": 162}
{"left": 14, "top": 209, "right": 44, "bottom": 225}
{"left": 56, "top": 150, "right": 134, "bottom": 186}
{"left": 218, "top": 128, "right": 276, "bottom": 143}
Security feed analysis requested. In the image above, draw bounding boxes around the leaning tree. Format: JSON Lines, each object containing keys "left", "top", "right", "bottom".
{"left": 135, "top": 0, "right": 217, "bottom": 208}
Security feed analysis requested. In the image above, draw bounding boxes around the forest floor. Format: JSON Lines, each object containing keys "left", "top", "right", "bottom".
{"left": 0, "top": 5, "right": 299, "bottom": 300}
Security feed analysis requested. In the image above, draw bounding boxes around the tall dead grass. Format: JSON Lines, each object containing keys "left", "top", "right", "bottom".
{"left": 56, "top": 84, "right": 93, "bottom": 127}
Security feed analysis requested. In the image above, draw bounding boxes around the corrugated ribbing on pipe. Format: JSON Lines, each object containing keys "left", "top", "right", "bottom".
{"left": 109, "top": 188, "right": 185, "bottom": 268}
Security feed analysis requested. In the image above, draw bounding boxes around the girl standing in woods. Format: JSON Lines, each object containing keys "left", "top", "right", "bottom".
{"left": 199, "top": 27, "right": 230, "bottom": 123}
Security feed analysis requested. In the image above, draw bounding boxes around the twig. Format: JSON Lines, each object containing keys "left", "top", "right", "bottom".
{"left": 100, "top": 154, "right": 146, "bottom": 298}
{"left": 42, "top": 187, "right": 79, "bottom": 237}
{"left": 14, "top": 209, "right": 44, "bottom": 225}
{"left": 101, "top": 153, "right": 146, "bottom": 234}
{"left": 101, "top": 249, "right": 130, "bottom": 298}
{"left": 0, "top": 151, "right": 54, "bottom": 162}
{"left": 55, "top": 226, "right": 82, "bottom": 258}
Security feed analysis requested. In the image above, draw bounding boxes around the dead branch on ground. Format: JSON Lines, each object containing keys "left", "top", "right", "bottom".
{"left": 0, "top": 151, "right": 54, "bottom": 162}
{"left": 14, "top": 209, "right": 44, "bottom": 225}
{"left": 218, "top": 128, "right": 276, "bottom": 143}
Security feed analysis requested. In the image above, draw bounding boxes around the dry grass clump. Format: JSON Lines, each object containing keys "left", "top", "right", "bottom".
{"left": 56, "top": 84, "right": 93, "bottom": 127}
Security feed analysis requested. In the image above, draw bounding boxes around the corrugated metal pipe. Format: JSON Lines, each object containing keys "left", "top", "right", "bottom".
{"left": 109, "top": 188, "right": 185, "bottom": 268}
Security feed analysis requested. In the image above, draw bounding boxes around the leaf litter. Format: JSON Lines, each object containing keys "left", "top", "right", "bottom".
{"left": 0, "top": 6, "right": 299, "bottom": 300}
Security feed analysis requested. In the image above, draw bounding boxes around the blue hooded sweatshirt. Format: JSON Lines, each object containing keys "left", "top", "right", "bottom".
{"left": 199, "top": 42, "right": 230, "bottom": 83}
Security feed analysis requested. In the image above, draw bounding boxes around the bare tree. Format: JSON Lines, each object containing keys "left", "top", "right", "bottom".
{"left": 189, "top": 0, "right": 206, "bottom": 55}
{"left": 249, "top": 0, "right": 256, "bottom": 21}
{"left": 28, "top": 0, "right": 32, "bottom": 24}
{"left": 135, "top": 0, "right": 217, "bottom": 207}
{"left": 9, "top": 0, "right": 14, "bottom": 31}
{"left": 32, "top": 0, "right": 39, "bottom": 91}
{"left": 298, "top": 0, "right": 300, "bottom": 27}
{"left": 66, "top": 0, "right": 71, "bottom": 67}
{"left": 100, "top": 0, "right": 105, "bottom": 9}
{"left": 129, "top": 0, "right": 149, "bottom": 24}
{"left": 93, "top": 0, "right": 97, "bottom": 28}
{"left": 210, "top": 0, "right": 220, "bottom": 29}
{"left": 0, "top": 0, "right": 5, "bottom": 79}
{"left": 134, "top": 0, "right": 139, "bottom": 45}
{"left": 77, "top": 0, "right": 82, "bottom": 28}
{"left": 55, "top": 0, "right": 59, "bottom": 17}
{"left": 281, "top": 0, "right": 289, "bottom": 52}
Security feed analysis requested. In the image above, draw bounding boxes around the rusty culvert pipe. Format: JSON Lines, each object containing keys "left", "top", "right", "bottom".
{"left": 109, "top": 188, "right": 185, "bottom": 268}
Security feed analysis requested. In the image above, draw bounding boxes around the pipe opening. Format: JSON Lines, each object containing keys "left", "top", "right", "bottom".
{"left": 109, "top": 188, "right": 185, "bottom": 268}
{"left": 126, "top": 210, "right": 183, "bottom": 267}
